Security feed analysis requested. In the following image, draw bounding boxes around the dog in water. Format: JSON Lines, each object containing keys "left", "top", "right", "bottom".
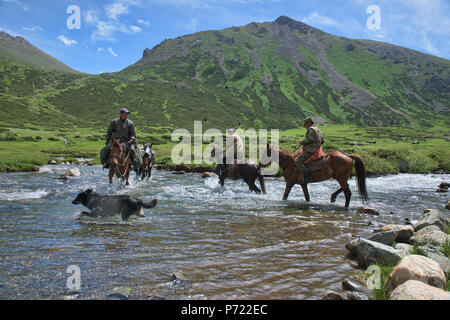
{"left": 72, "top": 189, "right": 157, "bottom": 220}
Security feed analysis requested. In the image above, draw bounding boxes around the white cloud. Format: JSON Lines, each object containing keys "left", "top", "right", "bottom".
{"left": 57, "top": 35, "right": 77, "bottom": 46}
{"left": 2, "top": 0, "right": 28, "bottom": 11}
{"left": 130, "top": 25, "right": 141, "bottom": 33}
{"left": 106, "top": 2, "right": 128, "bottom": 20}
{"left": 108, "top": 47, "right": 118, "bottom": 56}
{"left": 137, "top": 19, "right": 151, "bottom": 26}
{"left": 97, "top": 47, "right": 105, "bottom": 53}
{"left": 302, "top": 11, "right": 343, "bottom": 28}
{"left": 22, "top": 25, "right": 43, "bottom": 32}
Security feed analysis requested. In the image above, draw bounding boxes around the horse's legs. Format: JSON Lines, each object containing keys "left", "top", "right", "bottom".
{"left": 331, "top": 188, "right": 343, "bottom": 203}
{"left": 301, "top": 184, "right": 310, "bottom": 202}
{"left": 283, "top": 180, "right": 295, "bottom": 200}
{"left": 337, "top": 180, "right": 351, "bottom": 208}
{"left": 219, "top": 164, "right": 227, "bottom": 187}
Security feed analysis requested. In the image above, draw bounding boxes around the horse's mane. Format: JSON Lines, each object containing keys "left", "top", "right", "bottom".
{"left": 269, "top": 144, "right": 295, "bottom": 158}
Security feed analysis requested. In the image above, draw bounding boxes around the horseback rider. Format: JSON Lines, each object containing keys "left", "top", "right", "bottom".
{"left": 292, "top": 118, "right": 324, "bottom": 182}
{"left": 100, "top": 108, "right": 137, "bottom": 169}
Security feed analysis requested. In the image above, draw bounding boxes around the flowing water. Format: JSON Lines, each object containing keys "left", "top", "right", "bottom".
{"left": 0, "top": 165, "right": 448, "bottom": 300}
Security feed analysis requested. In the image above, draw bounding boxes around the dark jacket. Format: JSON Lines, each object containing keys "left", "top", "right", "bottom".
{"left": 106, "top": 118, "right": 136, "bottom": 144}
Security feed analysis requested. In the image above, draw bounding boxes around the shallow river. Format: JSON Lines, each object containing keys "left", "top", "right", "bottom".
{"left": 0, "top": 165, "right": 448, "bottom": 299}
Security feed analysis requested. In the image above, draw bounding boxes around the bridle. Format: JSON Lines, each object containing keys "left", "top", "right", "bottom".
{"left": 109, "top": 141, "right": 132, "bottom": 179}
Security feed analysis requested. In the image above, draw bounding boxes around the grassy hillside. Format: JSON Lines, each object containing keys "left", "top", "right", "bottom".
{"left": 0, "top": 32, "right": 80, "bottom": 74}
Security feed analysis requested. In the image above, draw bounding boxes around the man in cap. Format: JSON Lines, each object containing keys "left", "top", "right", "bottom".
{"left": 100, "top": 108, "right": 137, "bottom": 169}
{"left": 291, "top": 118, "right": 324, "bottom": 182}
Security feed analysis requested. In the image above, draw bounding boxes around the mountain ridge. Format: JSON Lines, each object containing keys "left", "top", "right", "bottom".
{"left": 0, "top": 16, "right": 449, "bottom": 132}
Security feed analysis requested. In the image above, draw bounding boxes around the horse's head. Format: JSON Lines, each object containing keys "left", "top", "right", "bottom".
{"left": 109, "top": 137, "right": 124, "bottom": 168}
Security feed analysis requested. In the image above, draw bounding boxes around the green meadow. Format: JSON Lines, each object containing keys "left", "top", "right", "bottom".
{"left": 0, "top": 121, "right": 448, "bottom": 176}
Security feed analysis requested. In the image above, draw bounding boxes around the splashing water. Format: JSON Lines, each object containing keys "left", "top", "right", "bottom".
{"left": 0, "top": 165, "right": 448, "bottom": 299}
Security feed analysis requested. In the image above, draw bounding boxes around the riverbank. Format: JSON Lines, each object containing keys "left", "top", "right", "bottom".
{"left": 0, "top": 124, "right": 448, "bottom": 175}
{"left": 320, "top": 208, "right": 450, "bottom": 300}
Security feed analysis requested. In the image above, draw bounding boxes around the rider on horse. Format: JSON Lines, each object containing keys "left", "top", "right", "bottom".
{"left": 100, "top": 108, "right": 137, "bottom": 169}
{"left": 292, "top": 118, "right": 324, "bottom": 182}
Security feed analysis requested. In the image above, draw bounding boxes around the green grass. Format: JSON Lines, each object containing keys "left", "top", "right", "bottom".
{"left": 442, "top": 239, "right": 450, "bottom": 258}
{"left": 359, "top": 264, "right": 395, "bottom": 300}
{"left": 0, "top": 123, "right": 448, "bottom": 173}
{"left": 410, "top": 243, "right": 428, "bottom": 257}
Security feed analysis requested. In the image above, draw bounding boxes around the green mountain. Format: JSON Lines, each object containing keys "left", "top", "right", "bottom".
{"left": 0, "top": 16, "right": 449, "bottom": 133}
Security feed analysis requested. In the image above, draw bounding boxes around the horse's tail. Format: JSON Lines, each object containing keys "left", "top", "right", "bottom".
{"left": 256, "top": 164, "right": 267, "bottom": 194}
{"left": 349, "top": 154, "right": 369, "bottom": 203}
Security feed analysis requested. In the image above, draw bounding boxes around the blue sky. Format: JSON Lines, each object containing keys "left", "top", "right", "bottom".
{"left": 0, "top": 0, "right": 449, "bottom": 74}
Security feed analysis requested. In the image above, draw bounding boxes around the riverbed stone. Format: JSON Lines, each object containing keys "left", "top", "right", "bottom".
{"left": 60, "top": 168, "right": 81, "bottom": 178}
{"left": 367, "top": 230, "right": 397, "bottom": 245}
{"left": 389, "top": 280, "right": 450, "bottom": 300}
{"left": 385, "top": 255, "right": 446, "bottom": 297}
{"left": 446, "top": 201, "right": 450, "bottom": 210}
{"left": 319, "top": 291, "right": 345, "bottom": 300}
{"left": 394, "top": 243, "right": 413, "bottom": 258}
{"left": 341, "top": 278, "right": 369, "bottom": 293}
{"left": 376, "top": 224, "right": 415, "bottom": 243}
{"left": 421, "top": 244, "right": 450, "bottom": 273}
{"left": 356, "top": 207, "right": 379, "bottom": 215}
{"left": 202, "top": 172, "right": 212, "bottom": 178}
{"left": 416, "top": 225, "right": 442, "bottom": 235}
{"left": 414, "top": 209, "right": 449, "bottom": 232}
{"left": 410, "top": 230, "right": 449, "bottom": 247}
{"left": 49, "top": 160, "right": 57, "bottom": 165}
{"left": 346, "top": 238, "right": 402, "bottom": 268}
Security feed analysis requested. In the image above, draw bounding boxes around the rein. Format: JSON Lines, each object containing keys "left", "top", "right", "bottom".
{"left": 109, "top": 144, "right": 132, "bottom": 179}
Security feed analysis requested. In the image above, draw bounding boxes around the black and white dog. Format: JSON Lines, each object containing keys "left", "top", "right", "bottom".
{"left": 72, "top": 189, "right": 157, "bottom": 220}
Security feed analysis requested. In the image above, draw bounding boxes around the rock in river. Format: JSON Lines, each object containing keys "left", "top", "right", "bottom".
{"left": 421, "top": 244, "right": 450, "bottom": 273}
{"left": 346, "top": 238, "right": 402, "bottom": 268}
{"left": 410, "top": 230, "right": 449, "bottom": 247}
{"left": 414, "top": 209, "right": 449, "bottom": 232}
{"left": 389, "top": 280, "right": 450, "bottom": 300}
{"left": 341, "top": 278, "right": 369, "bottom": 293}
{"left": 377, "top": 224, "right": 415, "bottom": 243}
{"left": 385, "top": 255, "right": 446, "bottom": 297}
{"left": 319, "top": 291, "right": 345, "bottom": 300}
{"left": 367, "top": 230, "right": 397, "bottom": 246}
{"left": 356, "top": 207, "right": 379, "bottom": 215}
{"left": 60, "top": 168, "right": 81, "bottom": 179}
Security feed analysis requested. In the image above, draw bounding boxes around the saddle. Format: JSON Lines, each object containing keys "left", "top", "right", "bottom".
{"left": 296, "top": 147, "right": 327, "bottom": 173}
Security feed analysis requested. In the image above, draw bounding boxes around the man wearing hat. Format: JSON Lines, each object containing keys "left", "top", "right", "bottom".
{"left": 100, "top": 108, "right": 137, "bottom": 169}
{"left": 292, "top": 118, "right": 324, "bottom": 182}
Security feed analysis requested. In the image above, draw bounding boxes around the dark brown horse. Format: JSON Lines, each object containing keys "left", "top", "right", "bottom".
{"left": 211, "top": 146, "right": 266, "bottom": 194}
{"left": 108, "top": 137, "right": 132, "bottom": 186}
{"left": 263, "top": 144, "right": 368, "bottom": 207}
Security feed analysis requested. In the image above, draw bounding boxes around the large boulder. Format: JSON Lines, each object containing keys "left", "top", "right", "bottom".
{"left": 385, "top": 255, "right": 446, "bottom": 297}
{"left": 377, "top": 225, "right": 415, "bottom": 243}
{"left": 318, "top": 291, "right": 345, "bottom": 300}
{"left": 414, "top": 209, "right": 449, "bottom": 232}
{"left": 346, "top": 238, "right": 402, "bottom": 268}
{"left": 367, "top": 230, "right": 397, "bottom": 245}
{"left": 394, "top": 243, "right": 413, "bottom": 258}
{"left": 410, "top": 230, "right": 449, "bottom": 247}
{"left": 421, "top": 244, "right": 450, "bottom": 273}
{"left": 389, "top": 280, "right": 450, "bottom": 300}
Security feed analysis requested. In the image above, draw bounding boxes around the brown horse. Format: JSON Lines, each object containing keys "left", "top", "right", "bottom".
{"left": 108, "top": 137, "right": 132, "bottom": 185}
{"left": 263, "top": 144, "right": 368, "bottom": 207}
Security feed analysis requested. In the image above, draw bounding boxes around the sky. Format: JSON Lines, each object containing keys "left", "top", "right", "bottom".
{"left": 0, "top": 0, "right": 449, "bottom": 74}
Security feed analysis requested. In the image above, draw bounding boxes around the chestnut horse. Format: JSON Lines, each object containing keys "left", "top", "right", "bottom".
{"left": 108, "top": 137, "right": 132, "bottom": 186}
{"left": 262, "top": 144, "right": 368, "bottom": 207}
